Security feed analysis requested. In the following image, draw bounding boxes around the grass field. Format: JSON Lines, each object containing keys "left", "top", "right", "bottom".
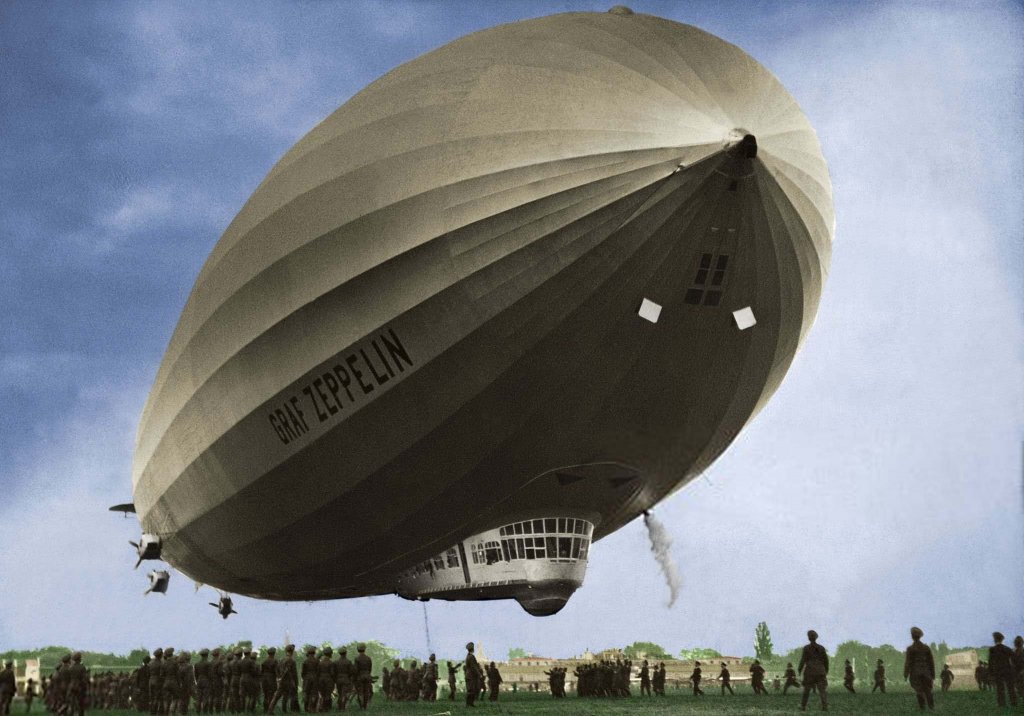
{"left": 58, "top": 689, "right": 1017, "bottom": 716}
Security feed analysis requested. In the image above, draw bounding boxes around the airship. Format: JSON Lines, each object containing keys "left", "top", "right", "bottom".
{"left": 127, "top": 6, "right": 833, "bottom": 616}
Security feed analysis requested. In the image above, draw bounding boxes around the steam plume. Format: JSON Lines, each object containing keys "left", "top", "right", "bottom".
{"left": 643, "top": 510, "right": 682, "bottom": 608}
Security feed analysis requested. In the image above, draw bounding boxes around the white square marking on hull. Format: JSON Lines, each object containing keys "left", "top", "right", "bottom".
{"left": 638, "top": 298, "right": 662, "bottom": 323}
{"left": 733, "top": 306, "right": 756, "bottom": 330}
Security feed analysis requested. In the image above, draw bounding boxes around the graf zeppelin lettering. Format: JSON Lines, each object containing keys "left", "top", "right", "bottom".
{"left": 267, "top": 327, "right": 413, "bottom": 445}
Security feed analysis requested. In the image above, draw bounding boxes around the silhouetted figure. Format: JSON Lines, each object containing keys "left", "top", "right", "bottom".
{"left": 749, "top": 660, "right": 767, "bottom": 694}
{"left": 638, "top": 661, "right": 651, "bottom": 696}
{"left": 904, "top": 626, "right": 935, "bottom": 711}
{"left": 940, "top": 664, "right": 954, "bottom": 693}
{"left": 843, "top": 659, "right": 856, "bottom": 693}
{"left": 872, "top": 659, "right": 886, "bottom": 693}
{"left": 988, "top": 632, "right": 1018, "bottom": 708}
{"left": 798, "top": 630, "right": 829, "bottom": 712}
{"left": 688, "top": 662, "right": 704, "bottom": 696}
{"left": 464, "top": 643, "right": 480, "bottom": 707}
{"left": 783, "top": 663, "right": 801, "bottom": 694}
{"left": 718, "top": 663, "right": 734, "bottom": 695}
{"left": 1013, "top": 636, "right": 1024, "bottom": 696}
{"left": 0, "top": 662, "right": 15, "bottom": 716}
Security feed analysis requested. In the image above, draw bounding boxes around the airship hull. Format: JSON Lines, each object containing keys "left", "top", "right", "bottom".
{"left": 132, "top": 10, "right": 833, "bottom": 611}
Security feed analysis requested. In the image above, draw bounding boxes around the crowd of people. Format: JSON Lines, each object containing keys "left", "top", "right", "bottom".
{"left": 2, "top": 629, "right": 1021, "bottom": 714}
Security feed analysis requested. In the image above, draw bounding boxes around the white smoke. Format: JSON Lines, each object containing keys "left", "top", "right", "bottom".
{"left": 643, "top": 511, "right": 682, "bottom": 608}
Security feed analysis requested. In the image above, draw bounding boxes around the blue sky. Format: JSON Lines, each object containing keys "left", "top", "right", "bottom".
{"left": 1, "top": 1, "right": 1021, "bottom": 659}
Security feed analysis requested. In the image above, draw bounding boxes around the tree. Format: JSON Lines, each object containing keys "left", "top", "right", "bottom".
{"left": 623, "top": 642, "right": 671, "bottom": 660}
{"left": 754, "top": 622, "right": 774, "bottom": 660}
{"left": 679, "top": 648, "right": 721, "bottom": 661}
{"left": 507, "top": 648, "right": 528, "bottom": 660}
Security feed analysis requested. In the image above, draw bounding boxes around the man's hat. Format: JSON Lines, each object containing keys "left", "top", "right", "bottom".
{"left": 877, "top": 659, "right": 883, "bottom": 663}
{"left": 338, "top": 647, "right": 346, "bottom": 654}
{"left": 234, "top": 649, "right": 243, "bottom": 656}
{"left": 993, "top": 632, "right": 1005, "bottom": 642}
{"left": 153, "top": 648, "right": 163, "bottom": 657}
{"left": 910, "top": 626, "right": 923, "bottom": 639}
{"left": 62, "top": 654, "right": 72, "bottom": 663}
{"left": 212, "top": 648, "right": 221, "bottom": 656}
{"left": 4, "top": 661, "right": 12, "bottom": 668}
{"left": 285, "top": 644, "right": 295, "bottom": 653}
{"left": 243, "top": 646, "right": 252, "bottom": 653}
{"left": 199, "top": 649, "right": 209, "bottom": 657}
{"left": 143, "top": 656, "right": 151, "bottom": 663}
{"left": 305, "top": 646, "right": 317, "bottom": 654}
{"left": 807, "top": 630, "right": 818, "bottom": 640}
{"left": 323, "top": 647, "right": 333, "bottom": 655}
{"left": 845, "top": 659, "right": 851, "bottom": 663}
{"left": 357, "top": 644, "right": 366, "bottom": 652}
{"left": 165, "top": 647, "right": 175, "bottom": 655}
{"left": 695, "top": 661, "right": 701, "bottom": 666}
{"left": 267, "top": 647, "right": 277, "bottom": 655}
{"left": 466, "top": 642, "right": 474, "bottom": 651}
{"left": 753, "top": 659, "right": 760, "bottom": 664}
{"left": 429, "top": 654, "right": 435, "bottom": 661}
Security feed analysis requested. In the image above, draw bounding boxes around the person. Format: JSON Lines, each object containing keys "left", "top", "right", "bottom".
{"left": 940, "top": 664, "right": 954, "bottom": 692}
{"left": 904, "top": 626, "right": 935, "bottom": 711}
{"left": 464, "top": 643, "right": 480, "bottom": 707}
{"left": 653, "top": 663, "right": 666, "bottom": 696}
{"left": 316, "top": 648, "right": 334, "bottom": 712}
{"left": 353, "top": 644, "right": 373, "bottom": 710}
{"left": 783, "top": 662, "right": 801, "bottom": 694}
{"left": 268, "top": 645, "right": 298, "bottom": 714}
{"left": 717, "top": 663, "right": 734, "bottom": 695}
{"left": 749, "top": 660, "right": 767, "bottom": 694}
{"left": 194, "top": 649, "right": 211, "bottom": 714}
{"left": 485, "top": 663, "right": 502, "bottom": 701}
{"left": 0, "top": 662, "right": 15, "bottom": 716}
{"left": 181, "top": 651, "right": 197, "bottom": 715}
{"left": 1014, "top": 636, "right": 1024, "bottom": 695}
{"left": 638, "top": 660, "right": 651, "bottom": 696}
{"left": 843, "top": 659, "right": 856, "bottom": 693}
{"left": 66, "top": 653, "right": 88, "bottom": 716}
{"left": 798, "top": 630, "right": 829, "bottom": 712}
{"left": 446, "top": 662, "right": 460, "bottom": 702}
{"left": 162, "top": 647, "right": 179, "bottom": 716}
{"left": 688, "top": 661, "right": 703, "bottom": 696}
{"left": 242, "top": 649, "right": 262, "bottom": 714}
{"left": 334, "top": 647, "right": 353, "bottom": 710}
{"left": 872, "top": 659, "right": 886, "bottom": 693}
{"left": 261, "top": 648, "right": 278, "bottom": 714}
{"left": 210, "top": 648, "right": 225, "bottom": 714}
{"left": 388, "top": 661, "right": 405, "bottom": 702}
{"left": 149, "top": 649, "right": 165, "bottom": 716}
{"left": 300, "top": 647, "right": 318, "bottom": 713}
{"left": 988, "top": 631, "right": 1018, "bottom": 708}
{"left": 422, "top": 655, "right": 437, "bottom": 702}
{"left": 24, "top": 678, "right": 36, "bottom": 714}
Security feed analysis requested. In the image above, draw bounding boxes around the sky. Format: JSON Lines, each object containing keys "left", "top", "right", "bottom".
{"left": 1, "top": 0, "right": 1021, "bottom": 660}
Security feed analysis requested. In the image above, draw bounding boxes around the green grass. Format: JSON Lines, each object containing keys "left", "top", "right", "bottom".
{"left": 64, "top": 689, "right": 1015, "bottom": 715}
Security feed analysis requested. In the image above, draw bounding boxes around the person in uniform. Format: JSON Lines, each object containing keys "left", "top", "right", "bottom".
{"left": 445, "top": 662, "right": 460, "bottom": 702}
{"left": 688, "top": 661, "right": 703, "bottom": 696}
{"left": 66, "top": 653, "right": 88, "bottom": 716}
{"left": 300, "top": 648, "right": 318, "bottom": 714}
{"left": 1013, "top": 636, "right": 1024, "bottom": 696}
{"left": 209, "top": 649, "right": 224, "bottom": 714}
{"left": 148, "top": 649, "right": 165, "bottom": 716}
{"left": 161, "top": 648, "right": 179, "bottom": 716}
{"left": 717, "top": 663, "right": 734, "bottom": 695}
{"left": 243, "top": 649, "right": 263, "bottom": 714}
{"left": 749, "top": 660, "right": 767, "bottom": 694}
{"left": 783, "top": 662, "right": 801, "bottom": 694}
{"left": 315, "top": 648, "right": 334, "bottom": 712}
{"left": 843, "top": 659, "right": 856, "bottom": 693}
{"left": 872, "top": 659, "right": 886, "bottom": 693}
{"left": 180, "top": 652, "right": 197, "bottom": 715}
{"left": 134, "top": 655, "right": 152, "bottom": 713}
{"left": 798, "top": 630, "right": 829, "bottom": 712}
{"left": 0, "top": 662, "right": 15, "bottom": 716}
{"left": 638, "top": 660, "right": 651, "bottom": 696}
{"left": 194, "top": 650, "right": 211, "bottom": 715}
{"left": 463, "top": 644, "right": 480, "bottom": 707}
{"left": 24, "top": 677, "right": 37, "bottom": 714}
{"left": 353, "top": 644, "right": 373, "bottom": 711}
{"left": 260, "top": 648, "right": 278, "bottom": 714}
{"left": 388, "top": 661, "right": 404, "bottom": 702}
{"left": 485, "top": 663, "right": 502, "bottom": 701}
{"left": 421, "top": 655, "right": 437, "bottom": 702}
{"left": 940, "top": 664, "right": 954, "bottom": 692}
{"left": 268, "top": 645, "right": 298, "bottom": 715}
{"left": 333, "top": 647, "right": 353, "bottom": 711}
{"left": 903, "top": 626, "right": 935, "bottom": 711}
{"left": 988, "top": 631, "right": 1018, "bottom": 708}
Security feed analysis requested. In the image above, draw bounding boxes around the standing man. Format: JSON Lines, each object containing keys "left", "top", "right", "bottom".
{"left": 179, "top": 652, "right": 197, "bottom": 715}
{"left": 688, "top": 661, "right": 703, "bottom": 696}
{"left": 463, "top": 644, "right": 480, "bottom": 707}
{"left": 268, "top": 645, "right": 298, "bottom": 715}
{"left": 260, "top": 648, "right": 278, "bottom": 714}
{"left": 300, "top": 648, "right": 318, "bottom": 714}
{"left": 940, "top": 664, "right": 954, "bottom": 692}
{"left": 988, "top": 632, "right": 1018, "bottom": 708}
{"left": 638, "top": 660, "right": 651, "bottom": 696}
{"left": 66, "top": 653, "right": 89, "bottom": 716}
{"left": 749, "top": 660, "right": 767, "bottom": 694}
{"left": 485, "top": 663, "right": 502, "bottom": 702}
{"left": 149, "top": 649, "right": 165, "bottom": 716}
{"left": 134, "top": 656, "right": 152, "bottom": 713}
{"left": 422, "top": 656, "right": 437, "bottom": 702}
{"left": 0, "top": 662, "right": 15, "bottom": 716}
{"left": 843, "top": 659, "right": 856, "bottom": 693}
{"left": 353, "top": 645, "right": 373, "bottom": 711}
{"left": 209, "top": 649, "right": 224, "bottom": 714}
{"left": 798, "top": 630, "right": 829, "bottom": 712}
{"left": 194, "top": 650, "right": 211, "bottom": 715}
{"left": 334, "top": 647, "right": 353, "bottom": 711}
{"left": 903, "top": 626, "right": 935, "bottom": 711}
{"left": 445, "top": 662, "right": 460, "bottom": 702}
{"left": 23, "top": 678, "right": 36, "bottom": 714}
{"left": 316, "top": 648, "right": 334, "bottom": 713}
{"left": 1013, "top": 636, "right": 1024, "bottom": 696}
{"left": 872, "top": 659, "right": 886, "bottom": 693}
{"left": 162, "top": 648, "right": 179, "bottom": 716}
